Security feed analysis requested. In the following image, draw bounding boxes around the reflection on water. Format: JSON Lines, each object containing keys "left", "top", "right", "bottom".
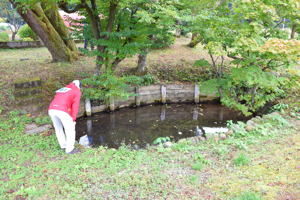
{"left": 76, "top": 103, "right": 250, "bottom": 149}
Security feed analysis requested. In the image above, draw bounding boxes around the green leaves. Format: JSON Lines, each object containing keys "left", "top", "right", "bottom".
{"left": 82, "top": 72, "right": 158, "bottom": 102}
{"left": 153, "top": 136, "right": 170, "bottom": 145}
{"left": 192, "top": 0, "right": 300, "bottom": 116}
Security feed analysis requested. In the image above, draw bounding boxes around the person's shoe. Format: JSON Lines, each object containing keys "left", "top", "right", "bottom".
{"left": 66, "top": 148, "right": 79, "bottom": 155}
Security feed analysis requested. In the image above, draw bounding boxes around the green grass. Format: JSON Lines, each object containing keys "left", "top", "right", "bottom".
{"left": 233, "top": 191, "right": 263, "bottom": 200}
{"left": 234, "top": 153, "right": 250, "bottom": 166}
{"left": 1, "top": 109, "right": 300, "bottom": 199}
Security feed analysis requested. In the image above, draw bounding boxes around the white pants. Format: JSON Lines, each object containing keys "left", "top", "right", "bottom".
{"left": 48, "top": 110, "right": 75, "bottom": 153}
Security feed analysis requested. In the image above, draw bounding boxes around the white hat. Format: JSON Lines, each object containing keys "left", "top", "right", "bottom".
{"left": 73, "top": 80, "right": 82, "bottom": 89}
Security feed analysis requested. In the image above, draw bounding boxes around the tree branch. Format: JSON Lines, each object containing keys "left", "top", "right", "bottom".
{"left": 106, "top": 2, "right": 118, "bottom": 33}
{"left": 58, "top": 1, "right": 86, "bottom": 13}
{"left": 227, "top": 53, "right": 245, "bottom": 61}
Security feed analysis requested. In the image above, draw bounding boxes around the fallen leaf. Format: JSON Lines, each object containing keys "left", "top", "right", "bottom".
{"left": 267, "top": 182, "right": 275, "bottom": 186}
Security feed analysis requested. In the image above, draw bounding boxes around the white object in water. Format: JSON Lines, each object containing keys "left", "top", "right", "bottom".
{"left": 79, "top": 135, "right": 91, "bottom": 148}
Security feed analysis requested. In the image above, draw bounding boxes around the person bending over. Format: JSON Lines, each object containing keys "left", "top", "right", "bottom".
{"left": 48, "top": 80, "right": 82, "bottom": 154}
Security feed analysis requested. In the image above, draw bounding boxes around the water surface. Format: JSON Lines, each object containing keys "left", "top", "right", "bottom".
{"left": 75, "top": 103, "right": 250, "bottom": 149}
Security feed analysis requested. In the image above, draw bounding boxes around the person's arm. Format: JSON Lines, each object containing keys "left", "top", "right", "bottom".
{"left": 71, "top": 92, "right": 82, "bottom": 122}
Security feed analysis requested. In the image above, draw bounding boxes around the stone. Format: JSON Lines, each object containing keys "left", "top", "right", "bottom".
{"left": 269, "top": 111, "right": 280, "bottom": 115}
{"left": 255, "top": 116, "right": 262, "bottom": 120}
{"left": 232, "top": 124, "right": 241, "bottom": 132}
{"left": 164, "top": 141, "right": 173, "bottom": 148}
{"left": 262, "top": 114, "right": 269, "bottom": 120}
{"left": 133, "top": 144, "right": 139, "bottom": 150}
{"left": 24, "top": 124, "right": 52, "bottom": 134}
{"left": 225, "top": 129, "right": 234, "bottom": 136}
{"left": 246, "top": 120, "right": 255, "bottom": 126}
{"left": 245, "top": 125, "right": 255, "bottom": 132}
{"left": 220, "top": 134, "right": 227, "bottom": 140}
{"left": 214, "top": 133, "right": 220, "bottom": 141}
{"left": 187, "top": 137, "right": 197, "bottom": 145}
{"left": 205, "top": 133, "right": 214, "bottom": 141}
{"left": 193, "top": 136, "right": 200, "bottom": 143}
{"left": 177, "top": 138, "right": 187, "bottom": 144}
{"left": 24, "top": 123, "right": 38, "bottom": 131}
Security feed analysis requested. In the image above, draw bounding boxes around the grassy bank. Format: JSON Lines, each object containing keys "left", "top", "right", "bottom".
{"left": 0, "top": 109, "right": 299, "bottom": 199}
{"left": 0, "top": 37, "right": 300, "bottom": 199}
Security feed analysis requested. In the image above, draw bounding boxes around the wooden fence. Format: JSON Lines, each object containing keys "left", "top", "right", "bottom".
{"left": 77, "top": 84, "right": 219, "bottom": 118}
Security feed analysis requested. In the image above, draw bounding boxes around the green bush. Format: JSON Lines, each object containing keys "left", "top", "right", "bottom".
{"left": 152, "top": 32, "right": 175, "bottom": 49}
{"left": 0, "top": 25, "right": 9, "bottom": 31}
{"left": 22, "top": 37, "right": 34, "bottom": 41}
{"left": 18, "top": 24, "right": 39, "bottom": 41}
{"left": 0, "top": 32, "right": 9, "bottom": 42}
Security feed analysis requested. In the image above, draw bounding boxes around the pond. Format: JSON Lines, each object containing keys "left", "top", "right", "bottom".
{"left": 75, "top": 103, "right": 251, "bottom": 149}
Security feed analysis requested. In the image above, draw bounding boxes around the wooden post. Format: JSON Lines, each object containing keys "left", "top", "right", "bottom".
{"left": 110, "top": 98, "right": 115, "bottom": 111}
{"left": 195, "top": 85, "right": 200, "bottom": 104}
{"left": 85, "top": 98, "right": 92, "bottom": 116}
{"left": 136, "top": 86, "right": 140, "bottom": 107}
{"left": 161, "top": 85, "right": 166, "bottom": 104}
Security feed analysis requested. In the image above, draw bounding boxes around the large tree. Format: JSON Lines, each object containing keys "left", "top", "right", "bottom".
{"left": 134, "top": 1, "right": 178, "bottom": 73}
{"left": 176, "top": 0, "right": 219, "bottom": 48}
{"left": 59, "top": 0, "right": 179, "bottom": 75}
{"left": 10, "top": 0, "right": 81, "bottom": 62}
{"left": 0, "top": 0, "right": 23, "bottom": 41}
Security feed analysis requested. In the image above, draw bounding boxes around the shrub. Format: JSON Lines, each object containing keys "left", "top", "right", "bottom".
{"left": 22, "top": 37, "right": 34, "bottom": 41}
{"left": 0, "top": 32, "right": 9, "bottom": 42}
{"left": 152, "top": 32, "right": 175, "bottom": 49}
{"left": 0, "top": 25, "right": 9, "bottom": 31}
{"left": 18, "top": 24, "right": 38, "bottom": 41}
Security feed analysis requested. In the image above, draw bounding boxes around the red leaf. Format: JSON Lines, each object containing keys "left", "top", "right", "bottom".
{"left": 267, "top": 182, "right": 275, "bottom": 186}
{"left": 43, "top": 170, "right": 48, "bottom": 172}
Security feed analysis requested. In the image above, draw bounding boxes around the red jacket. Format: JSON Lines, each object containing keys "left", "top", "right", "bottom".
{"left": 48, "top": 83, "right": 82, "bottom": 122}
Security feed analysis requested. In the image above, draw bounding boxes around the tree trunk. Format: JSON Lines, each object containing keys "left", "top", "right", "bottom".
{"left": 42, "top": 3, "right": 80, "bottom": 53}
{"left": 137, "top": 50, "right": 148, "bottom": 73}
{"left": 11, "top": 32, "right": 16, "bottom": 41}
{"left": 291, "top": 23, "right": 296, "bottom": 39}
{"left": 175, "top": 20, "right": 181, "bottom": 38}
{"left": 10, "top": 1, "right": 80, "bottom": 63}
{"left": 187, "top": 33, "right": 200, "bottom": 48}
{"left": 136, "top": 35, "right": 154, "bottom": 74}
